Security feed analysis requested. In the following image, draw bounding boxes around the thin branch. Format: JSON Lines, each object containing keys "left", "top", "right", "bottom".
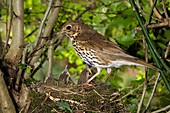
{"left": 24, "top": 27, "right": 38, "bottom": 39}
{"left": 151, "top": 105, "right": 170, "bottom": 113}
{"left": 24, "top": 0, "right": 62, "bottom": 79}
{"left": 130, "top": 0, "right": 170, "bottom": 92}
{"left": 41, "top": 95, "right": 49, "bottom": 106}
{"left": 46, "top": 92, "right": 84, "bottom": 106}
{"left": 136, "top": 21, "right": 169, "bottom": 30}
{"left": 136, "top": 0, "right": 141, "bottom": 10}
{"left": 162, "top": 0, "right": 169, "bottom": 20}
{"left": 75, "top": 7, "right": 92, "bottom": 20}
{"left": 34, "top": 0, "right": 53, "bottom": 47}
{"left": 137, "top": 84, "right": 147, "bottom": 113}
{"left": 136, "top": 6, "right": 162, "bottom": 22}
{"left": 143, "top": 73, "right": 160, "bottom": 112}
{"left": 149, "top": 0, "right": 162, "bottom": 20}
{"left": 115, "top": 76, "right": 156, "bottom": 102}
{"left": 2, "top": 0, "right": 13, "bottom": 59}
{"left": 45, "top": 39, "right": 53, "bottom": 82}
{"left": 165, "top": 41, "right": 170, "bottom": 59}
{"left": 27, "top": 33, "right": 60, "bottom": 60}
{"left": 29, "top": 51, "right": 47, "bottom": 78}
{"left": 27, "top": 40, "right": 47, "bottom": 59}
{"left": 137, "top": 35, "right": 149, "bottom": 113}
{"left": 23, "top": 99, "right": 31, "bottom": 113}
{"left": 93, "top": 89, "right": 105, "bottom": 100}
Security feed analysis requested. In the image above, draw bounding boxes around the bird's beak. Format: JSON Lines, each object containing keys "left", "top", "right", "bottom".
{"left": 57, "top": 29, "right": 65, "bottom": 35}
{"left": 55, "top": 30, "right": 65, "bottom": 37}
{"left": 56, "top": 31, "right": 61, "bottom": 35}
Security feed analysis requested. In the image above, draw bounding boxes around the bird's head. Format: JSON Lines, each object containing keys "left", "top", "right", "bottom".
{"left": 60, "top": 20, "right": 84, "bottom": 40}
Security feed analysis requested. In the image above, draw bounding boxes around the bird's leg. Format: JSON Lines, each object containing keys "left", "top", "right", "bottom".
{"left": 87, "top": 67, "right": 102, "bottom": 83}
{"left": 104, "top": 68, "right": 112, "bottom": 82}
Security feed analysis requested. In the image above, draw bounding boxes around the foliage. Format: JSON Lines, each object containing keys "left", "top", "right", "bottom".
{"left": 55, "top": 100, "right": 72, "bottom": 113}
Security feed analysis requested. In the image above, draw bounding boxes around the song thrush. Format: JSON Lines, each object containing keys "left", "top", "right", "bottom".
{"left": 60, "top": 20, "right": 160, "bottom": 83}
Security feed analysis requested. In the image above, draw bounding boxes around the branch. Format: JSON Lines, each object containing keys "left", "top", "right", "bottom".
{"left": 5, "top": 0, "right": 24, "bottom": 65}
{"left": 149, "top": 0, "right": 162, "bottom": 20}
{"left": 136, "top": 21, "right": 169, "bottom": 30}
{"left": 152, "top": 105, "right": 170, "bottom": 113}
{"left": 0, "top": 33, "right": 2, "bottom": 59}
{"left": 165, "top": 41, "right": 170, "bottom": 59}
{"left": 45, "top": 33, "right": 54, "bottom": 82}
{"left": 2, "top": 0, "right": 13, "bottom": 59}
{"left": 115, "top": 76, "right": 156, "bottom": 102}
{"left": 137, "top": 35, "right": 149, "bottom": 113}
{"left": 129, "top": 0, "right": 170, "bottom": 92}
{"left": 143, "top": 73, "right": 160, "bottom": 112}
{"left": 0, "top": 70, "right": 16, "bottom": 113}
{"left": 34, "top": 0, "right": 53, "bottom": 47}
{"left": 24, "top": 0, "right": 62, "bottom": 79}
{"left": 162, "top": 0, "right": 169, "bottom": 19}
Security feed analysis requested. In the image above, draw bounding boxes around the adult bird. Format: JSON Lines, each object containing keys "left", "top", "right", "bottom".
{"left": 59, "top": 20, "right": 160, "bottom": 83}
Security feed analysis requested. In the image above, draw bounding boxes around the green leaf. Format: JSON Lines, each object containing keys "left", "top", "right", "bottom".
{"left": 26, "top": 66, "right": 31, "bottom": 74}
{"left": 55, "top": 100, "right": 72, "bottom": 113}
{"left": 116, "top": 35, "right": 136, "bottom": 46}
{"left": 18, "top": 62, "right": 26, "bottom": 69}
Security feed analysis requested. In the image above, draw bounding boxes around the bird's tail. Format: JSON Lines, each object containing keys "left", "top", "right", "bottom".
{"left": 132, "top": 59, "right": 161, "bottom": 71}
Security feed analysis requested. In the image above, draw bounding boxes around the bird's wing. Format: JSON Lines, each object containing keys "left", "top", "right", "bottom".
{"left": 78, "top": 29, "right": 138, "bottom": 59}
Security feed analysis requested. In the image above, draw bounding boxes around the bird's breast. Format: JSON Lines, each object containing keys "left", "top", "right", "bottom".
{"left": 72, "top": 41, "right": 107, "bottom": 67}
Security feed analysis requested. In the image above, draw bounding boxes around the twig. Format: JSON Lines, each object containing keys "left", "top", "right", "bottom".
{"left": 24, "top": 0, "right": 61, "bottom": 79}
{"left": 15, "top": 46, "right": 28, "bottom": 90}
{"left": 93, "top": 89, "right": 105, "bottom": 100}
{"left": 34, "top": 0, "right": 53, "bottom": 46}
{"left": 149, "top": 0, "right": 162, "bottom": 20}
{"left": 143, "top": 73, "right": 160, "bottom": 112}
{"left": 52, "top": 108, "right": 58, "bottom": 112}
{"left": 115, "top": 76, "right": 155, "bottom": 102}
{"left": 137, "top": 35, "right": 149, "bottom": 113}
{"left": 42, "top": 85, "right": 83, "bottom": 96}
{"left": 137, "top": 84, "right": 147, "bottom": 113}
{"left": 30, "top": 106, "right": 38, "bottom": 113}
{"left": 24, "top": 27, "right": 38, "bottom": 39}
{"left": 136, "top": 0, "right": 141, "bottom": 10}
{"left": 142, "top": 35, "right": 149, "bottom": 68}
{"left": 45, "top": 31, "right": 54, "bottom": 82}
{"left": 130, "top": 0, "right": 170, "bottom": 92}
{"left": 151, "top": 105, "right": 170, "bottom": 113}
{"left": 165, "top": 41, "right": 170, "bottom": 59}
{"left": 2, "top": 0, "right": 13, "bottom": 59}
{"left": 27, "top": 42, "right": 46, "bottom": 59}
{"left": 136, "top": 7, "right": 162, "bottom": 22}
{"left": 46, "top": 92, "right": 84, "bottom": 106}
{"left": 75, "top": 7, "right": 91, "bottom": 20}
{"left": 41, "top": 94, "right": 49, "bottom": 106}
{"left": 24, "top": 99, "right": 31, "bottom": 113}
{"left": 29, "top": 51, "right": 47, "bottom": 78}
{"left": 162, "top": 0, "right": 169, "bottom": 20}
{"left": 136, "top": 21, "right": 169, "bottom": 30}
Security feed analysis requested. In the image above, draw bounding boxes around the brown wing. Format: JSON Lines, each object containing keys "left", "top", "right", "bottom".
{"left": 77, "top": 28, "right": 137, "bottom": 59}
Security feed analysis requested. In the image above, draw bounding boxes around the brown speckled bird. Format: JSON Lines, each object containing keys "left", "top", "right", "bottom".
{"left": 60, "top": 20, "right": 160, "bottom": 83}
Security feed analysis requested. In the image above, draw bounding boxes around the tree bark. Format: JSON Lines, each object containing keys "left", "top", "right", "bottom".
{"left": 0, "top": 70, "right": 16, "bottom": 113}
{"left": 5, "top": 0, "right": 24, "bottom": 65}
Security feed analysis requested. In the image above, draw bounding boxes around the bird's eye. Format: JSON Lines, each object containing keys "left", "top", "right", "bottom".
{"left": 66, "top": 25, "right": 72, "bottom": 30}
